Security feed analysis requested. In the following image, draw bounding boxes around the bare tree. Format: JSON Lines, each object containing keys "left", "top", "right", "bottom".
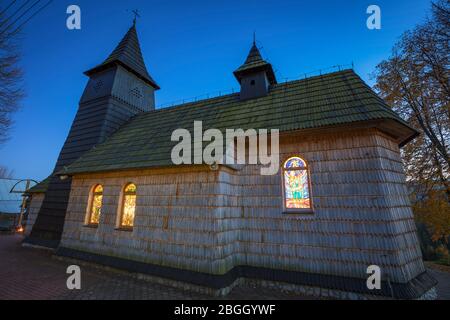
{"left": 432, "top": 0, "right": 450, "bottom": 41}
{"left": 0, "top": 11, "right": 24, "bottom": 144}
{"left": 373, "top": 0, "right": 450, "bottom": 200}
{"left": 0, "top": 165, "right": 13, "bottom": 178}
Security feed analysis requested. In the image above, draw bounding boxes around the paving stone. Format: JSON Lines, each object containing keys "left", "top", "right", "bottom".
{"left": 3, "top": 235, "right": 448, "bottom": 300}
{"left": 0, "top": 235, "right": 309, "bottom": 300}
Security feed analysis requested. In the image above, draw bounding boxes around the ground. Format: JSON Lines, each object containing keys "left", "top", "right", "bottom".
{"left": 0, "top": 234, "right": 449, "bottom": 300}
{"left": 0, "top": 234, "right": 307, "bottom": 300}
{"left": 425, "top": 262, "right": 450, "bottom": 300}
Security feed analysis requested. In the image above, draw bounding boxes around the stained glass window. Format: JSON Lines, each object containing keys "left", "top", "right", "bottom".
{"left": 89, "top": 184, "right": 103, "bottom": 225}
{"left": 282, "top": 157, "right": 312, "bottom": 210}
{"left": 120, "top": 183, "right": 136, "bottom": 228}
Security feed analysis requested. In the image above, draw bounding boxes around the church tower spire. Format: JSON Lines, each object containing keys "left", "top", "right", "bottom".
{"left": 85, "top": 24, "right": 159, "bottom": 90}
{"left": 79, "top": 23, "right": 158, "bottom": 110}
{"left": 233, "top": 41, "right": 277, "bottom": 100}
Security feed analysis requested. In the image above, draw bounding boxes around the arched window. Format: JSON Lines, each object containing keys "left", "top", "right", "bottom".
{"left": 88, "top": 184, "right": 103, "bottom": 225}
{"left": 282, "top": 156, "right": 312, "bottom": 212}
{"left": 119, "top": 183, "right": 137, "bottom": 229}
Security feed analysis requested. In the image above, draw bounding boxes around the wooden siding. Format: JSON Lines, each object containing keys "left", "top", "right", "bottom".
{"left": 24, "top": 194, "right": 44, "bottom": 237}
{"left": 60, "top": 129, "right": 424, "bottom": 284}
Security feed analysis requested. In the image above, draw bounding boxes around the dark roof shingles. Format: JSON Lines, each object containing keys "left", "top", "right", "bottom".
{"left": 61, "top": 70, "right": 413, "bottom": 175}
{"left": 85, "top": 25, "right": 159, "bottom": 89}
{"left": 233, "top": 43, "right": 277, "bottom": 85}
{"left": 26, "top": 176, "right": 51, "bottom": 194}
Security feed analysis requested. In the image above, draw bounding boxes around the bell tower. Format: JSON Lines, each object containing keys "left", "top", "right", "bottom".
{"left": 233, "top": 40, "right": 277, "bottom": 100}
{"left": 82, "top": 23, "right": 159, "bottom": 110}
{"left": 25, "top": 24, "right": 159, "bottom": 248}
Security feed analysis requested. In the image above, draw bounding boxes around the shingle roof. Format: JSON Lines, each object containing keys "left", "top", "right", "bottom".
{"left": 26, "top": 176, "right": 50, "bottom": 194}
{"left": 60, "top": 69, "right": 417, "bottom": 176}
{"left": 234, "top": 43, "right": 277, "bottom": 85}
{"left": 84, "top": 25, "right": 159, "bottom": 89}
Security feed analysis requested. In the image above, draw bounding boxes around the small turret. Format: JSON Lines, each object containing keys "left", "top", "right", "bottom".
{"left": 233, "top": 40, "right": 276, "bottom": 100}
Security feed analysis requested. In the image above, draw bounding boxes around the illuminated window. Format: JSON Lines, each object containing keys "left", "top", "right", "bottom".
{"left": 88, "top": 184, "right": 103, "bottom": 225}
{"left": 282, "top": 157, "right": 312, "bottom": 212}
{"left": 119, "top": 183, "right": 137, "bottom": 229}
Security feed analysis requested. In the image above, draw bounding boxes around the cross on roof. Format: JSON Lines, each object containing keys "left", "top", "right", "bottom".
{"left": 132, "top": 9, "right": 140, "bottom": 25}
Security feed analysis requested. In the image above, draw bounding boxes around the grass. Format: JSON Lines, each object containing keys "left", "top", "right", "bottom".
{"left": 435, "top": 257, "right": 450, "bottom": 267}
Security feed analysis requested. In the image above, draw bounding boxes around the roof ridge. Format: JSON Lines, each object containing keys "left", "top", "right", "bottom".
{"left": 148, "top": 92, "right": 240, "bottom": 116}
{"left": 150, "top": 69, "right": 356, "bottom": 116}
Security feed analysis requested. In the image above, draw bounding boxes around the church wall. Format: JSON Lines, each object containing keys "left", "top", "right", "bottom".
{"left": 80, "top": 65, "right": 155, "bottom": 112}
{"left": 59, "top": 128, "right": 424, "bottom": 284}
{"left": 60, "top": 166, "right": 234, "bottom": 274}
{"left": 229, "top": 128, "right": 424, "bottom": 284}
{"left": 111, "top": 65, "right": 155, "bottom": 111}
{"left": 24, "top": 193, "right": 44, "bottom": 237}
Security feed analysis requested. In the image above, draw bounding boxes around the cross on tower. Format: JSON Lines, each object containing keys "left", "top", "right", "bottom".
{"left": 132, "top": 9, "right": 140, "bottom": 25}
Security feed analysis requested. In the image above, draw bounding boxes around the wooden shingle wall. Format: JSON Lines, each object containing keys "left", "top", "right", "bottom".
{"left": 229, "top": 129, "right": 424, "bottom": 283}
{"left": 25, "top": 194, "right": 44, "bottom": 237}
{"left": 61, "top": 166, "right": 230, "bottom": 274}
{"left": 60, "top": 128, "right": 424, "bottom": 284}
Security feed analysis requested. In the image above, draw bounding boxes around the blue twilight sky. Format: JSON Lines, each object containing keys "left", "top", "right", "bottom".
{"left": 0, "top": 0, "right": 432, "bottom": 181}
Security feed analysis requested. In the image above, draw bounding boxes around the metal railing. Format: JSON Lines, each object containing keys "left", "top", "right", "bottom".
{"left": 156, "top": 63, "right": 354, "bottom": 109}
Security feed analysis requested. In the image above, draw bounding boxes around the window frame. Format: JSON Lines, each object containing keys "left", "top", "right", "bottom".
{"left": 281, "top": 156, "right": 314, "bottom": 214}
{"left": 85, "top": 184, "right": 103, "bottom": 227}
{"left": 116, "top": 182, "right": 137, "bottom": 231}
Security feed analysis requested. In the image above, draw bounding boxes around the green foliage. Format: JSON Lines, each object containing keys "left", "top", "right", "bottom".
{"left": 414, "top": 190, "right": 450, "bottom": 263}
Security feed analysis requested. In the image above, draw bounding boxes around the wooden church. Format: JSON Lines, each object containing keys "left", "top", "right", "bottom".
{"left": 24, "top": 24, "right": 436, "bottom": 299}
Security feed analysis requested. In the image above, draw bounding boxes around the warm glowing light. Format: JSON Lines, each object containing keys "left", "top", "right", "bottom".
{"left": 89, "top": 184, "right": 103, "bottom": 224}
{"left": 121, "top": 183, "right": 136, "bottom": 228}
{"left": 16, "top": 225, "right": 24, "bottom": 233}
